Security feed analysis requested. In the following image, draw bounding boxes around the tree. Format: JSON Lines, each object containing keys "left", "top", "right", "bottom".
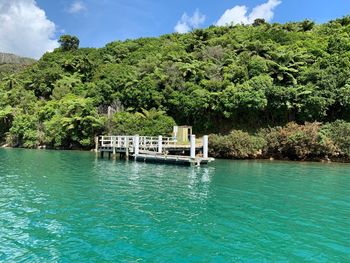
{"left": 3, "top": 16, "right": 350, "bottom": 150}
{"left": 2, "top": 74, "right": 19, "bottom": 90}
{"left": 301, "top": 20, "right": 315, "bottom": 31}
{"left": 252, "top": 18, "right": 267, "bottom": 27}
{"left": 58, "top": 35, "right": 80, "bottom": 51}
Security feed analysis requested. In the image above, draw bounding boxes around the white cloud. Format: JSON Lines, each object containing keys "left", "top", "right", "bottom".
{"left": 175, "top": 9, "right": 206, "bottom": 34}
{"left": 0, "top": 0, "right": 58, "bottom": 59}
{"left": 67, "top": 1, "right": 86, "bottom": 14}
{"left": 216, "top": 5, "right": 249, "bottom": 26}
{"left": 216, "top": 0, "right": 282, "bottom": 26}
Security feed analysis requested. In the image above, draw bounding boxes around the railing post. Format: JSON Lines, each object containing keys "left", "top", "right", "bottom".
{"left": 125, "top": 137, "right": 129, "bottom": 160}
{"left": 158, "top": 135, "right": 163, "bottom": 154}
{"left": 112, "top": 137, "right": 116, "bottom": 159}
{"left": 203, "top": 135, "right": 208, "bottom": 159}
{"left": 190, "top": 135, "right": 196, "bottom": 159}
{"left": 134, "top": 135, "right": 140, "bottom": 156}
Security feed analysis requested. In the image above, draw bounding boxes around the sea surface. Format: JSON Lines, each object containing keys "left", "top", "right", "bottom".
{"left": 0, "top": 149, "right": 349, "bottom": 262}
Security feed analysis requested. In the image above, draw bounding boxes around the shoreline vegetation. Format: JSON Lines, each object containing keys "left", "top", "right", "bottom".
{"left": 209, "top": 121, "right": 350, "bottom": 163}
{"left": 2, "top": 121, "right": 350, "bottom": 163}
{"left": 2, "top": 17, "right": 350, "bottom": 163}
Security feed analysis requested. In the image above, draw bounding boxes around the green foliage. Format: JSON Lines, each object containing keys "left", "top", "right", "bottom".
{"left": 2, "top": 18, "right": 350, "bottom": 155}
{"left": 210, "top": 121, "right": 350, "bottom": 161}
{"left": 0, "top": 106, "right": 13, "bottom": 141}
{"left": 0, "top": 52, "right": 36, "bottom": 78}
{"left": 111, "top": 109, "right": 176, "bottom": 136}
{"left": 43, "top": 96, "right": 105, "bottom": 148}
{"left": 51, "top": 74, "right": 84, "bottom": 100}
{"left": 252, "top": 19, "right": 267, "bottom": 27}
{"left": 261, "top": 122, "right": 337, "bottom": 160}
{"left": 58, "top": 35, "right": 80, "bottom": 51}
{"left": 7, "top": 111, "right": 43, "bottom": 148}
{"left": 209, "top": 130, "right": 265, "bottom": 159}
{"left": 321, "top": 121, "right": 350, "bottom": 157}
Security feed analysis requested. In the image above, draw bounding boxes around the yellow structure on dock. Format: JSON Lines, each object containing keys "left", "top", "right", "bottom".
{"left": 173, "top": 126, "right": 192, "bottom": 143}
{"left": 95, "top": 134, "right": 214, "bottom": 166}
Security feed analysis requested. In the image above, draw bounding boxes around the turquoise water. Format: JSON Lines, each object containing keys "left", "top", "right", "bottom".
{"left": 0, "top": 149, "right": 349, "bottom": 262}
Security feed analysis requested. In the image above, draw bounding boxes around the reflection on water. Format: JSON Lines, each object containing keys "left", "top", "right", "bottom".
{"left": 187, "top": 166, "right": 214, "bottom": 201}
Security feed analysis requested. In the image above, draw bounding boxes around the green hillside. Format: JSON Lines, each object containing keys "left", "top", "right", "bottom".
{"left": 1, "top": 17, "right": 350, "bottom": 160}
{"left": 0, "top": 52, "right": 36, "bottom": 77}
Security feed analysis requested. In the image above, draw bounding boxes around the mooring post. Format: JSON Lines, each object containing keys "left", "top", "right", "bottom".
{"left": 134, "top": 135, "right": 140, "bottom": 157}
{"left": 190, "top": 134, "right": 196, "bottom": 159}
{"left": 203, "top": 135, "right": 208, "bottom": 159}
{"left": 158, "top": 135, "right": 163, "bottom": 154}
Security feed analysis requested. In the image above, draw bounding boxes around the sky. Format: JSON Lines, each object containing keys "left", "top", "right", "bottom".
{"left": 0, "top": 0, "right": 350, "bottom": 59}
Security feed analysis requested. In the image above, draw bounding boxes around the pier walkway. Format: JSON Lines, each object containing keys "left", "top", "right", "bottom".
{"left": 95, "top": 135, "right": 214, "bottom": 166}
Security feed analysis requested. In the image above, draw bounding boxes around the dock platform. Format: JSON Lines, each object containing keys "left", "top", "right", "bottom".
{"left": 95, "top": 135, "right": 214, "bottom": 166}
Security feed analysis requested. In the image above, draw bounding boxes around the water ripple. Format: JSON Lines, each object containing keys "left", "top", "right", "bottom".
{"left": 0, "top": 149, "right": 350, "bottom": 262}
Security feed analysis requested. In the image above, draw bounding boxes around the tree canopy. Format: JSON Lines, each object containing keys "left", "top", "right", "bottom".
{"left": 1, "top": 17, "right": 350, "bottom": 149}
{"left": 58, "top": 35, "right": 80, "bottom": 51}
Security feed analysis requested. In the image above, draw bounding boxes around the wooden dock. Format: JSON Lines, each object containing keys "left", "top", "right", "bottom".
{"left": 95, "top": 135, "right": 214, "bottom": 166}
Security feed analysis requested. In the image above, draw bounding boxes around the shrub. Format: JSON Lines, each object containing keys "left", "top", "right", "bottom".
{"left": 321, "top": 120, "right": 350, "bottom": 157}
{"left": 261, "top": 122, "right": 338, "bottom": 160}
{"left": 209, "top": 130, "right": 265, "bottom": 159}
{"left": 6, "top": 112, "right": 44, "bottom": 148}
{"left": 43, "top": 96, "right": 105, "bottom": 149}
{"left": 0, "top": 106, "right": 13, "bottom": 142}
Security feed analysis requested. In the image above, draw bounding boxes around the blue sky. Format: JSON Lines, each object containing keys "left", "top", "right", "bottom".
{"left": 36, "top": 0, "right": 350, "bottom": 48}
{"left": 0, "top": 0, "right": 350, "bottom": 58}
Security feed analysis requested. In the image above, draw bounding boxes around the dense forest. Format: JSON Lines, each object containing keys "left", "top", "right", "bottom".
{"left": 1, "top": 17, "right": 350, "bottom": 160}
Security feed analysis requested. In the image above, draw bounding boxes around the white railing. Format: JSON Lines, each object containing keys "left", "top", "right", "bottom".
{"left": 100, "top": 136, "right": 134, "bottom": 148}
{"left": 99, "top": 136, "right": 176, "bottom": 149}
{"left": 98, "top": 135, "right": 209, "bottom": 160}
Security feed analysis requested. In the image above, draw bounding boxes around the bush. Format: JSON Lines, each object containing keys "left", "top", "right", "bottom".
{"left": 261, "top": 122, "right": 338, "bottom": 160}
{"left": 0, "top": 106, "right": 13, "bottom": 142}
{"left": 6, "top": 112, "right": 44, "bottom": 148}
{"left": 43, "top": 95, "right": 105, "bottom": 149}
{"left": 209, "top": 130, "right": 265, "bottom": 159}
{"left": 321, "top": 120, "right": 350, "bottom": 157}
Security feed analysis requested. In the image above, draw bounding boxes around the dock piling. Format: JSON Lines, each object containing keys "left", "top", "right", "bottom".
{"left": 203, "top": 135, "right": 208, "bottom": 159}
{"left": 134, "top": 135, "right": 140, "bottom": 156}
{"left": 112, "top": 136, "right": 116, "bottom": 159}
{"left": 125, "top": 137, "right": 129, "bottom": 160}
{"left": 190, "top": 135, "right": 196, "bottom": 159}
